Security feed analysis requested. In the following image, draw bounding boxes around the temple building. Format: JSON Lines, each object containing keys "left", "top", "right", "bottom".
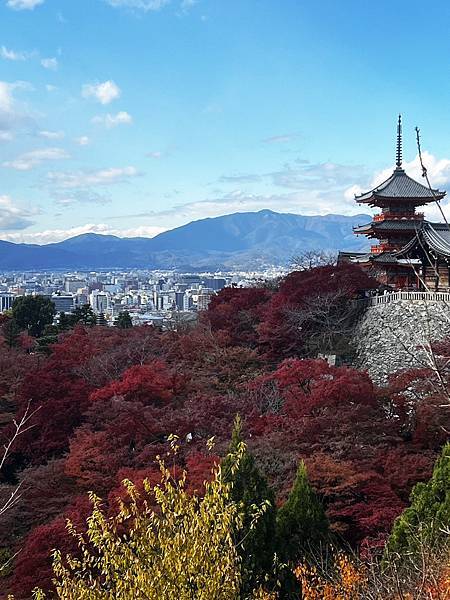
{"left": 349, "top": 116, "right": 450, "bottom": 290}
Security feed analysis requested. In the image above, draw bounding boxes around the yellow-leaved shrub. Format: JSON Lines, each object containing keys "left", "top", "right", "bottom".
{"left": 25, "top": 444, "right": 244, "bottom": 600}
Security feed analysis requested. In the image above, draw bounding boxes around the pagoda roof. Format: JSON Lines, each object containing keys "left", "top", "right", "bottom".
{"left": 354, "top": 219, "right": 425, "bottom": 235}
{"left": 396, "top": 222, "right": 450, "bottom": 259}
{"left": 352, "top": 251, "right": 408, "bottom": 265}
{"left": 355, "top": 167, "right": 446, "bottom": 205}
{"left": 423, "top": 223, "right": 450, "bottom": 257}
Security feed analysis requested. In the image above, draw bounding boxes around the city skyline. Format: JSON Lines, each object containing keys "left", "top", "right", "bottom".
{"left": 2, "top": 0, "right": 450, "bottom": 244}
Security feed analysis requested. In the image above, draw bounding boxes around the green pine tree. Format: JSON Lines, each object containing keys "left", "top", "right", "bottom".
{"left": 276, "top": 461, "right": 329, "bottom": 565}
{"left": 384, "top": 442, "right": 450, "bottom": 563}
{"left": 72, "top": 304, "right": 97, "bottom": 327}
{"left": 58, "top": 311, "right": 73, "bottom": 331}
{"left": 222, "top": 415, "right": 277, "bottom": 597}
{"left": 115, "top": 310, "right": 133, "bottom": 329}
{"left": 12, "top": 295, "right": 56, "bottom": 337}
{"left": 1, "top": 317, "right": 21, "bottom": 349}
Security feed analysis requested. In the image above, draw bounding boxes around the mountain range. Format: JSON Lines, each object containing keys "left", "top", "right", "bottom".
{"left": 0, "top": 210, "right": 371, "bottom": 270}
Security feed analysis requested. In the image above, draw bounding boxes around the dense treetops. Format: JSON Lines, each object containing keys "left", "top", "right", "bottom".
{"left": 385, "top": 442, "right": 450, "bottom": 562}
{"left": 0, "top": 262, "right": 448, "bottom": 598}
{"left": 12, "top": 295, "right": 55, "bottom": 338}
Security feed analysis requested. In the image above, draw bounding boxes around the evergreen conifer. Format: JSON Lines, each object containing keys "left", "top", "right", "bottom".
{"left": 115, "top": 311, "right": 133, "bottom": 329}
{"left": 72, "top": 304, "right": 96, "bottom": 327}
{"left": 276, "top": 461, "right": 329, "bottom": 565}
{"left": 12, "top": 295, "right": 56, "bottom": 337}
{"left": 385, "top": 442, "right": 450, "bottom": 562}
{"left": 222, "top": 415, "right": 277, "bottom": 596}
{"left": 2, "top": 317, "right": 20, "bottom": 349}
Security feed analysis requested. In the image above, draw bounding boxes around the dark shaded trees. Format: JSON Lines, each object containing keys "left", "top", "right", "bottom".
{"left": 258, "top": 263, "right": 377, "bottom": 360}
{"left": 205, "top": 286, "right": 273, "bottom": 348}
{"left": 115, "top": 310, "right": 133, "bottom": 329}
{"left": 276, "top": 461, "right": 329, "bottom": 564}
{"left": 1, "top": 318, "right": 20, "bottom": 349}
{"left": 385, "top": 442, "right": 450, "bottom": 562}
{"left": 222, "top": 415, "right": 276, "bottom": 596}
{"left": 71, "top": 304, "right": 97, "bottom": 327}
{"left": 12, "top": 295, "right": 56, "bottom": 338}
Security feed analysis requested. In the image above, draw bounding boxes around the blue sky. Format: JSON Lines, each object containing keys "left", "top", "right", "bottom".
{"left": 1, "top": 0, "right": 450, "bottom": 243}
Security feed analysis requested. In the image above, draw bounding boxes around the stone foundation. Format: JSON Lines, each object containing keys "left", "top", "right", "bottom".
{"left": 354, "top": 297, "right": 450, "bottom": 385}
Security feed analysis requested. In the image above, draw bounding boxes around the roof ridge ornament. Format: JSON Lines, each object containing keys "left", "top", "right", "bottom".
{"left": 396, "top": 114, "right": 403, "bottom": 169}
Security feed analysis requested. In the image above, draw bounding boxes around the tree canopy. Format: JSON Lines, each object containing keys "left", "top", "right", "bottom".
{"left": 12, "top": 295, "right": 56, "bottom": 338}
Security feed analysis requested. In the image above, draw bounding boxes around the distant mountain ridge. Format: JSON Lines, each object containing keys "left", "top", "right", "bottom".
{"left": 0, "top": 210, "right": 371, "bottom": 270}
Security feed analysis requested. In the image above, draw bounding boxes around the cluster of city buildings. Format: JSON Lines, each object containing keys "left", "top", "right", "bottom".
{"left": 0, "top": 268, "right": 283, "bottom": 327}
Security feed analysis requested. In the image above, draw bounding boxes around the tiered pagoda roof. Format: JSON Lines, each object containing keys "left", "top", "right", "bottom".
{"left": 353, "top": 218, "right": 425, "bottom": 237}
{"left": 352, "top": 221, "right": 450, "bottom": 265}
{"left": 353, "top": 115, "right": 447, "bottom": 253}
{"left": 347, "top": 116, "right": 450, "bottom": 289}
{"left": 355, "top": 114, "right": 445, "bottom": 208}
{"left": 355, "top": 166, "right": 446, "bottom": 207}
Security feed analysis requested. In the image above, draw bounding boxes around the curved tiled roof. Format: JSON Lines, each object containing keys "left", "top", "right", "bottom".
{"left": 422, "top": 223, "right": 450, "bottom": 258}
{"left": 356, "top": 167, "right": 446, "bottom": 203}
{"left": 354, "top": 219, "right": 425, "bottom": 234}
{"left": 395, "top": 222, "right": 450, "bottom": 259}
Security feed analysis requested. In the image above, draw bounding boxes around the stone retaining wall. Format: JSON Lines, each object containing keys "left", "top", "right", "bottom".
{"left": 354, "top": 299, "right": 450, "bottom": 385}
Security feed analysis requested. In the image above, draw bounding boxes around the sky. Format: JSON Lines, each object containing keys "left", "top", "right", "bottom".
{"left": 2, "top": 0, "right": 450, "bottom": 244}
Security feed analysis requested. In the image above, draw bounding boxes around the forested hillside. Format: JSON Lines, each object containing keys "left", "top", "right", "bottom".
{"left": 0, "top": 263, "right": 448, "bottom": 598}
{"left": 0, "top": 211, "right": 370, "bottom": 270}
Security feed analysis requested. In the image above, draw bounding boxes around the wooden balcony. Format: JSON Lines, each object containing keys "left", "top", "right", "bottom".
{"left": 371, "top": 244, "right": 397, "bottom": 254}
{"left": 373, "top": 212, "right": 424, "bottom": 222}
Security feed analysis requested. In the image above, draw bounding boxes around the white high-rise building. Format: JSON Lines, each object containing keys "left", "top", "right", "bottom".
{"left": 0, "top": 293, "right": 15, "bottom": 313}
{"left": 89, "top": 290, "right": 110, "bottom": 314}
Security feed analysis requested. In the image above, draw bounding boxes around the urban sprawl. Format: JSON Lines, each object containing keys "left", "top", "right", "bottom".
{"left": 0, "top": 269, "right": 285, "bottom": 328}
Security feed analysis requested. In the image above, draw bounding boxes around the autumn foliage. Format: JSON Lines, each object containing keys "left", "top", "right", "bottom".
{"left": 0, "top": 263, "right": 448, "bottom": 598}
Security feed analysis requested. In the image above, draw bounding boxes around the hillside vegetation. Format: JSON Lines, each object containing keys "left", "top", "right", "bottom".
{"left": 0, "top": 262, "right": 448, "bottom": 598}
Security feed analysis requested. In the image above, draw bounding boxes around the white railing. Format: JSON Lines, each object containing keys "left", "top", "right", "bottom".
{"left": 367, "top": 291, "right": 450, "bottom": 307}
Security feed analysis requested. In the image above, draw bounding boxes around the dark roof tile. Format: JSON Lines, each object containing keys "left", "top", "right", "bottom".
{"left": 356, "top": 168, "right": 445, "bottom": 202}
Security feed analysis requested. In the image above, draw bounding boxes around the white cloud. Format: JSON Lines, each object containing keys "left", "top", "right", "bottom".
{"left": 47, "top": 166, "right": 141, "bottom": 189}
{"left": 6, "top": 0, "right": 44, "bottom": 9}
{"left": 344, "top": 151, "right": 450, "bottom": 224}
{"left": 0, "top": 131, "right": 13, "bottom": 141}
{"left": 38, "top": 130, "right": 64, "bottom": 140}
{"left": 1, "top": 223, "right": 166, "bottom": 244}
{"left": 105, "top": 0, "right": 171, "bottom": 11}
{"left": 0, "top": 80, "right": 33, "bottom": 133}
{"left": 82, "top": 80, "right": 121, "bottom": 105}
{"left": 147, "top": 151, "right": 162, "bottom": 158}
{"left": 220, "top": 173, "right": 262, "bottom": 184}
{"left": 91, "top": 111, "right": 133, "bottom": 128}
{"left": 41, "top": 57, "right": 58, "bottom": 70}
{"left": 177, "top": 0, "right": 197, "bottom": 15}
{"left": 74, "top": 135, "right": 90, "bottom": 146}
{"left": 0, "top": 46, "right": 30, "bottom": 61}
{"left": 53, "top": 189, "right": 111, "bottom": 206}
{"left": 108, "top": 188, "right": 367, "bottom": 232}
{"left": 0, "top": 81, "right": 15, "bottom": 114}
{"left": 45, "top": 84, "right": 57, "bottom": 92}
{"left": 3, "top": 147, "right": 69, "bottom": 171}
{"left": 262, "top": 133, "right": 300, "bottom": 144}
{"left": 0, "top": 195, "right": 36, "bottom": 230}
{"left": 371, "top": 152, "right": 450, "bottom": 189}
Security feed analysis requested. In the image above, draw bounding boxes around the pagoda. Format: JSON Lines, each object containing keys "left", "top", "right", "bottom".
{"left": 350, "top": 116, "right": 450, "bottom": 290}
